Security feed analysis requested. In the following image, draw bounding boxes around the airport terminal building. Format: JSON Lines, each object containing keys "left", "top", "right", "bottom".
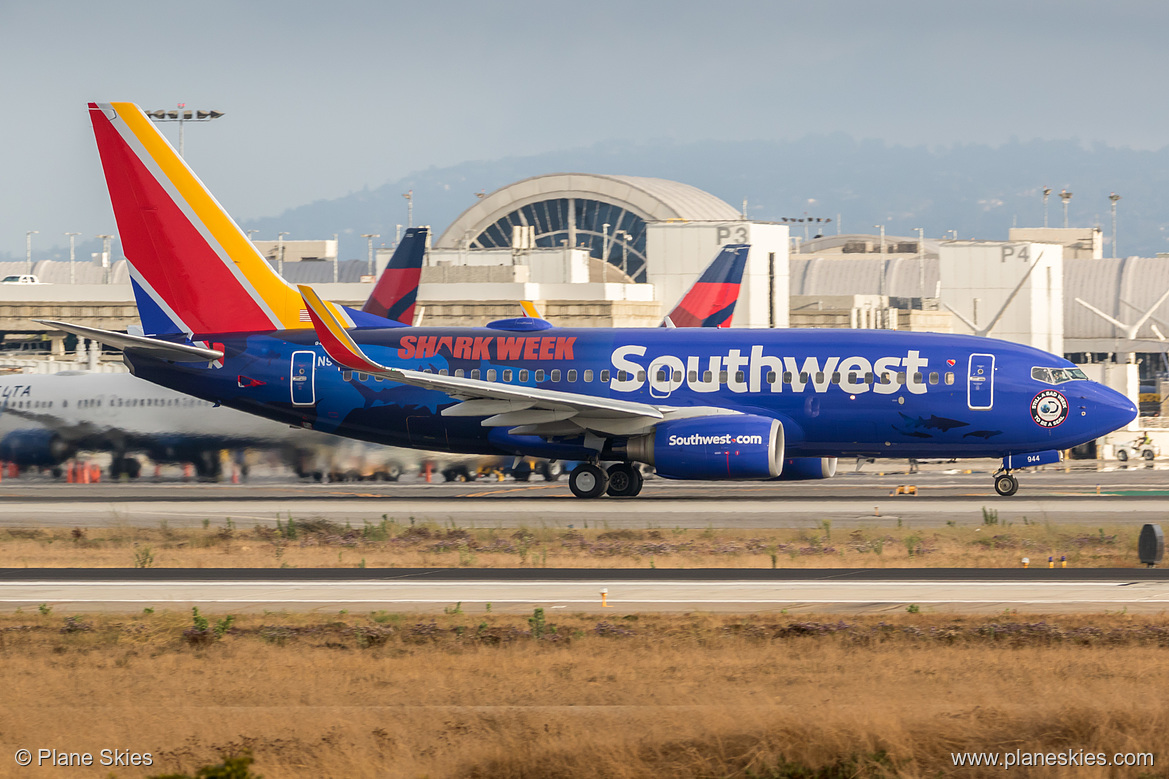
{"left": 6, "top": 171, "right": 1169, "bottom": 456}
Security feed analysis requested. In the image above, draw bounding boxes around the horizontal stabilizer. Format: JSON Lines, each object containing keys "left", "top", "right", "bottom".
{"left": 33, "top": 320, "right": 223, "bottom": 362}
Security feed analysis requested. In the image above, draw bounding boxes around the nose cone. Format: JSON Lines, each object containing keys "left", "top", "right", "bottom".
{"left": 1080, "top": 383, "right": 1138, "bottom": 438}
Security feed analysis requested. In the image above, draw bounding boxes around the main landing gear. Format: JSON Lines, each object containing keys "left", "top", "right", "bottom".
{"left": 993, "top": 471, "right": 1019, "bottom": 497}
{"left": 605, "top": 462, "right": 643, "bottom": 497}
{"left": 568, "top": 462, "right": 644, "bottom": 499}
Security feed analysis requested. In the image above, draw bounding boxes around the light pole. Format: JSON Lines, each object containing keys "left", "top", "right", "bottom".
{"left": 96, "top": 234, "right": 114, "bottom": 283}
{"left": 1060, "top": 189, "right": 1073, "bottom": 228}
{"left": 25, "top": 230, "right": 38, "bottom": 275}
{"left": 402, "top": 191, "right": 413, "bottom": 228}
{"left": 1042, "top": 187, "right": 1052, "bottom": 228}
{"left": 276, "top": 232, "right": 289, "bottom": 276}
{"left": 144, "top": 104, "right": 224, "bottom": 157}
{"left": 916, "top": 227, "right": 925, "bottom": 308}
{"left": 1109, "top": 192, "right": 1122, "bottom": 258}
{"left": 616, "top": 230, "right": 631, "bottom": 277}
{"left": 361, "top": 234, "right": 379, "bottom": 277}
{"left": 246, "top": 229, "right": 258, "bottom": 243}
{"left": 874, "top": 224, "right": 885, "bottom": 255}
{"left": 333, "top": 233, "right": 339, "bottom": 283}
{"left": 65, "top": 232, "right": 81, "bottom": 284}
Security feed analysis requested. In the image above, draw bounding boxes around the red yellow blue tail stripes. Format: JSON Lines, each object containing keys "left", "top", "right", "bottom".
{"left": 89, "top": 102, "right": 313, "bottom": 334}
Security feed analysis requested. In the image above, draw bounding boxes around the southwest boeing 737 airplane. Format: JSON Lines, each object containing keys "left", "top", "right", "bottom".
{"left": 57, "top": 102, "right": 1137, "bottom": 499}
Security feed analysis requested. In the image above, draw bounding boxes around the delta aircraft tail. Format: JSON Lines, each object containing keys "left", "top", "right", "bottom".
{"left": 663, "top": 244, "right": 749, "bottom": 328}
{"left": 362, "top": 227, "right": 427, "bottom": 325}
{"left": 88, "top": 102, "right": 390, "bottom": 336}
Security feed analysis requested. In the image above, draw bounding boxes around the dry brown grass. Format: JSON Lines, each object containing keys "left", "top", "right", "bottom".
{"left": 0, "top": 517, "right": 1140, "bottom": 569}
{"left": 1, "top": 610, "right": 1167, "bottom": 777}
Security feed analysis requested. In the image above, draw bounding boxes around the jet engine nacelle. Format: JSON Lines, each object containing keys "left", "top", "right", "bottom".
{"left": 774, "top": 457, "right": 838, "bottom": 481}
{"left": 626, "top": 414, "right": 784, "bottom": 480}
{"left": 0, "top": 429, "right": 75, "bottom": 467}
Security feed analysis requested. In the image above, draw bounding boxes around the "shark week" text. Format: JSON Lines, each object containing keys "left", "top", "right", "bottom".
{"left": 397, "top": 335, "right": 576, "bottom": 362}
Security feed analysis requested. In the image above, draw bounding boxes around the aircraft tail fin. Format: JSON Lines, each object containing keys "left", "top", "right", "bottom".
{"left": 664, "top": 244, "right": 750, "bottom": 328}
{"left": 89, "top": 102, "right": 310, "bottom": 335}
{"left": 362, "top": 227, "right": 427, "bottom": 325}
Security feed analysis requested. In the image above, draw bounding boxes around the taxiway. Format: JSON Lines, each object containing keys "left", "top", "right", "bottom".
{"left": 0, "top": 463, "right": 1166, "bottom": 528}
{"left": 3, "top": 568, "right": 1168, "bottom": 615}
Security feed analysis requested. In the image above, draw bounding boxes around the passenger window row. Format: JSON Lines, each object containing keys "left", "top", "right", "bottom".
{"left": 341, "top": 368, "right": 958, "bottom": 388}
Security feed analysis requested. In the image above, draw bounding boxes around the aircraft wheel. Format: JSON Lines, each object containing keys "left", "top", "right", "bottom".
{"left": 993, "top": 473, "right": 1019, "bottom": 497}
{"left": 569, "top": 464, "right": 608, "bottom": 499}
{"left": 124, "top": 458, "right": 142, "bottom": 479}
{"left": 606, "top": 463, "right": 643, "bottom": 497}
{"left": 1117, "top": 449, "right": 1129, "bottom": 462}
{"left": 539, "top": 461, "right": 563, "bottom": 482}
{"left": 385, "top": 462, "right": 402, "bottom": 481}
{"left": 1143, "top": 449, "right": 1156, "bottom": 461}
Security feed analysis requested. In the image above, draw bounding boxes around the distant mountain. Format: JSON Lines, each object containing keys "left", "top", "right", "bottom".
{"left": 239, "top": 135, "right": 1169, "bottom": 260}
{"left": 21, "top": 137, "right": 1167, "bottom": 264}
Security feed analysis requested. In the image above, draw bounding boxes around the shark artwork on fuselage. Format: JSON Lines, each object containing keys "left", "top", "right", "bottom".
{"left": 65, "top": 101, "right": 1138, "bottom": 499}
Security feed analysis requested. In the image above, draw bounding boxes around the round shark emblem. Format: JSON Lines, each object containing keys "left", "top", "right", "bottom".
{"left": 1030, "top": 389, "right": 1068, "bottom": 428}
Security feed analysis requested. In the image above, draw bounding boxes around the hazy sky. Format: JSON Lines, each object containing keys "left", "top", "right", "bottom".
{"left": 2, "top": 0, "right": 1167, "bottom": 257}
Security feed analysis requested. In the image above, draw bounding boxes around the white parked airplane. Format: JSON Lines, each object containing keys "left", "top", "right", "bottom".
{"left": 0, "top": 371, "right": 412, "bottom": 480}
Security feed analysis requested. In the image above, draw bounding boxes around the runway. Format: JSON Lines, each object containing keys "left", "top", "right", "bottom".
{"left": 0, "top": 464, "right": 1168, "bottom": 528}
{"left": 4, "top": 568, "right": 1168, "bottom": 615}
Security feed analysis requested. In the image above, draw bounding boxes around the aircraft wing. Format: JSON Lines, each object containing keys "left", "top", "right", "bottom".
{"left": 299, "top": 285, "right": 667, "bottom": 435}
{"left": 33, "top": 320, "right": 224, "bottom": 363}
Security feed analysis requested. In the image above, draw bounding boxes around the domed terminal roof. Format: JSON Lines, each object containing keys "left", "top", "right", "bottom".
{"left": 436, "top": 173, "right": 742, "bottom": 283}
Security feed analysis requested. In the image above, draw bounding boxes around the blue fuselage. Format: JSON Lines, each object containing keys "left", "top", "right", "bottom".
{"left": 127, "top": 325, "right": 1136, "bottom": 462}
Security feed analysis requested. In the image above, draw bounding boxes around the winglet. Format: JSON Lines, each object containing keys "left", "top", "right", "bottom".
{"left": 298, "top": 285, "right": 385, "bottom": 373}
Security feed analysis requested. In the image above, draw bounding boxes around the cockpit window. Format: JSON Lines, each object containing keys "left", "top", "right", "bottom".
{"left": 1032, "top": 366, "right": 1088, "bottom": 384}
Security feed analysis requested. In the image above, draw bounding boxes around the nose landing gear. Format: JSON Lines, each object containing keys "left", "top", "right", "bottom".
{"left": 993, "top": 471, "right": 1019, "bottom": 497}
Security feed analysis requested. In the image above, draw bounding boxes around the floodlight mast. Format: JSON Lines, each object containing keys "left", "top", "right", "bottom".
{"left": 144, "top": 103, "right": 224, "bottom": 157}
{"left": 25, "top": 230, "right": 38, "bottom": 275}
{"left": 361, "top": 234, "right": 380, "bottom": 277}
{"left": 1059, "top": 189, "right": 1073, "bottom": 229}
{"left": 1110, "top": 192, "right": 1122, "bottom": 259}
{"left": 65, "top": 232, "right": 81, "bottom": 284}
